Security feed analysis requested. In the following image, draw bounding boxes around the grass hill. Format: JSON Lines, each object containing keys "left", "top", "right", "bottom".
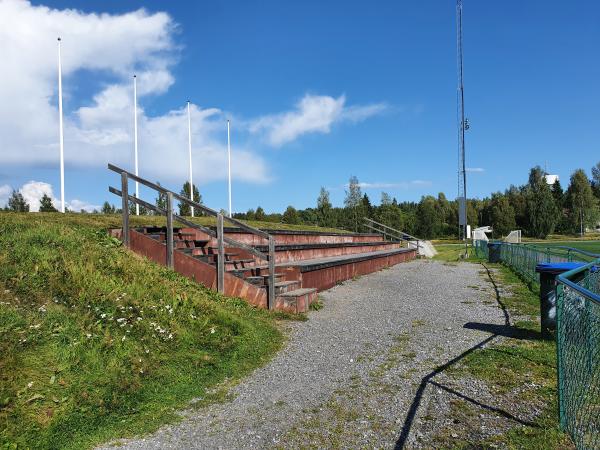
{"left": 0, "top": 213, "right": 294, "bottom": 449}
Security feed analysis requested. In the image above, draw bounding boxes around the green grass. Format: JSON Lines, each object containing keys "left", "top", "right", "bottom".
{"left": 0, "top": 213, "right": 286, "bottom": 449}
{"left": 440, "top": 263, "right": 573, "bottom": 449}
{"left": 527, "top": 239, "right": 600, "bottom": 255}
{"left": 7, "top": 211, "right": 350, "bottom": 235}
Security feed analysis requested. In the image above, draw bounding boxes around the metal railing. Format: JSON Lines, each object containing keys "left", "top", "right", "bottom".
{"left": 556, "top": 261, "right": 600, "bottom": 449}
{"left": 108, "top": 163, "right": 277, "bottom": 309}
{"left": 473, "top": 240, "right": 599, "bottom": 285}
{"left": 473, "top": 239, "right": 600, "bottom": 447}
{"left": 362, "top": 217, "right": 422, "bottom": 251}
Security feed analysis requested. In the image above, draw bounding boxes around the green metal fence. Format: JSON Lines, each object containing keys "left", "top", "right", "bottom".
{"left": 473, "top": 240, "right": 598, "bottom": 285}
{"left": 473, "top": 239, "right": 600, "bottom": 448}
{"left": 556, "top": 263, "right": 600, "bottom": 450}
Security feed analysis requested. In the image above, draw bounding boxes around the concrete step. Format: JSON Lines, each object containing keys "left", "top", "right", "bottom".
{"left": 276, "top": 287, "right": 317, "bottom": 313}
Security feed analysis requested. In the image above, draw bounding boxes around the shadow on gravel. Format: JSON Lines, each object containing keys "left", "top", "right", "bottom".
{"left": 463, "top": 322, "right": 543, "bottom": 341}
{"left": 394, "top": 262, "right": 538, "bottom": 449}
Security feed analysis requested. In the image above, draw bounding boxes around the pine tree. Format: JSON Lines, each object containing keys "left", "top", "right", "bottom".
{"left": 489, "top": 193, "right": 516, "bottom": 237}
{"left": 39, "top": 194, "right": 57, "bottom": 212}
{"left": 592, "top": 161, "right": 600, "bottom": 200}
{"left": 361, "top": 193, "right": 373, "bottom": 219}
{"left": 255, "top": 206, "right": 266, "bottom": 221}
{"left": 282, "top": 205, "right": 300, "bottom": 224}
{"left": 415, "top": 196, "right": 440, "bottom": 239}
{"left": 316, "top": 187, "right": 333, "bottom": 227}
{"left": 525, "top": 166, "right": 557, "bottom": 238}
{"left": 7, "top": 190, "right": 29, "bottom": 212}
{"left": 552, "top": 179, "right": 564, "bottom": 209}
{"left": 178, "top": 181, "right": 202, "bottom": 216}
{"left": 565, "top": 169, "right": 598, "bottom": 235}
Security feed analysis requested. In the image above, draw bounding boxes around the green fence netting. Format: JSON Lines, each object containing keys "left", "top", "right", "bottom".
{"left": 473, "top": 239, "right": 600, "bottom": 448}
{"left": 557, "top": 263, "right": 600, "bottom": 450}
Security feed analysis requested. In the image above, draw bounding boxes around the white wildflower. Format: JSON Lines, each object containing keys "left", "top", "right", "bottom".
{"left": 210, "top": 327, "right": 216, "bottom": 334}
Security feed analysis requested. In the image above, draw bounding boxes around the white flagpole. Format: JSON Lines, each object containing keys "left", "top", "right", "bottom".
{"left": 227, "top": 119, "right": 232, "bottom": 217}
{"left": 57, "top": 37, "right": 65, "bottom": 213}
{"left": 133, "top": 75, "right": 139, "bottom": 215}
{"left": 187, "top": 101, "right": 194, "bottom": 217}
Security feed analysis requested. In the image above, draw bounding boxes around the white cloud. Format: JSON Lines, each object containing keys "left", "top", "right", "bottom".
{"left": 0, "top": 0, "right": 269, "bottom": 186}
{"left": 466, "top": 167, "right": 485, "bottom": 173}
{"left": 0, "top": 185, "right": 12, "bottom": 207}
{"left": 345, "top": 180, "right": 432, "bottom": 189}
{"left": 67, "top": 198, "right": 101, "bottom": 213}
{"left": 250, "top": 94, "right": 387, "bottom": 146}
{"left": 11, "top": 180, "right": 98, "bottom": 212}
{"left": 19, "top": 181, "right": 55, "bottom": 212}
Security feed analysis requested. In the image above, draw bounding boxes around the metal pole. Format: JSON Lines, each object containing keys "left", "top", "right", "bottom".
{"left": 133, "top": 75, "right": 139, "bottom": 216}
{"left": 268, "top": 237, "right": 276, "bottom": 310}
{"left": 217, "top": 214, "right": 225, "bottom": 293}
{"left": 121, "top": 172, "right": 129, "bottom": 247}
{"left": 166, "top": 192, "right": 174, "bottom": 269}
{"left": 457, "top": 0, "right": 468, "bottom": 256}
{"left": 227, "top": 119, "right": 232, "bottom": 217}
{"left": 57, "top": 38, "right": 65, "bottom": 213}
{"left": 187, "top": 101, "right": 194, "bottom": 217}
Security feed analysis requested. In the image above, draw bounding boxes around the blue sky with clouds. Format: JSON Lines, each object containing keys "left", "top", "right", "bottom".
{"left": 1, "top": 0, "right": 598, "bottom": 212}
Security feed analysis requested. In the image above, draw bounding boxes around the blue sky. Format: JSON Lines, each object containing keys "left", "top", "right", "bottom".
{"left": 1, "top": 0, "right": 599, "bottom": 212}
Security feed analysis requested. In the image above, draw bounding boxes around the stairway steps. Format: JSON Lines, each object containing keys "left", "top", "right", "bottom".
{"left": 276, "top": 287, "right": 317, "bottom": 313}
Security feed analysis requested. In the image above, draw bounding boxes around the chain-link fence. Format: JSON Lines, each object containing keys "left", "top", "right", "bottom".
{"left": 473, "top": 239, "right": 599, "bottom": 448}
{"left": 473, "top": 241, "right": 598, "bottom": 285}
{"left": 557, "top": 264, "right": 600, "bottom": 450}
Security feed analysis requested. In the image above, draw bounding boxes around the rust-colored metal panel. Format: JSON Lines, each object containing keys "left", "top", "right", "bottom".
{"left": 300, "top": 249, "right": 416, "bottom": 291}
{"left": 127, "top": 229, "right": 267, "bottom": 308}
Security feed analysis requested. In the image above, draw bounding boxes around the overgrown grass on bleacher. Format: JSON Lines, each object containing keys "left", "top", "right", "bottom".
{"left": 0, "top": 213, "right": 286, "bottom": 449}
{"left": 8, "top": 212, "right": 350, "bottom": 235}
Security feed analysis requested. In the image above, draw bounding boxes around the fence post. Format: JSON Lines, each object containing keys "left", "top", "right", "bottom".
{"left": 268, "top": 236, "right": 276, "bottom": 310}
{"left": 121, "top": 172, "right": 129, "bottom": 247}
{"left": 217, "top": 214, "right": 225, "bottom": 293}
{"left": 555, "top": 283, "right": 566, "bottom": 430}
{"left": 166, "top": 192, "right": 174, "bottom": 269}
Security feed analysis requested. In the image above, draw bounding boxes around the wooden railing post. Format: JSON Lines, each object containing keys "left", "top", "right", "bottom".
{"left": 166, "top": 192, "right": 174, "bottom": 269}
{"left": 268, "top": 236, "right": 276, "bottom": 310}
{"left": 217, "top": 214, "right": 225, "bottom": 293}
{"left": 121, "top": 172, "right": 130, "bottom": 247}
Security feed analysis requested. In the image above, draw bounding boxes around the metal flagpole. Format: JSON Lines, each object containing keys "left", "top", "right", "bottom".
{"left": 133, "top": 75, "right": 139, "bottom": 215}
{"left": 227, "top": 119, "right": 232, "bottom": 217}
{"left": 57, "top": 37, "right": 65, "bottom": 213}
{"left": 187, "top": 101, "right": 194, "bottom": 217}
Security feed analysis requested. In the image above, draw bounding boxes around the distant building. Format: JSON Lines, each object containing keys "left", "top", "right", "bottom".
{"left": 545, "top": 174, "right": 559, "bottom": 185}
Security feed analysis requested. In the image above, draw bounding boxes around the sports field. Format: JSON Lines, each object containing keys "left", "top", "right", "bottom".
{"left": 526, "top": 240, "right": 600, "bottom": 256}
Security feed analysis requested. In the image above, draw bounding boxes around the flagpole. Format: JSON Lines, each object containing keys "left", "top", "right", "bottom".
{"left": 227, "top": 119, "right": 232, "bottom": 217}
{"left": 57, "top": 37, "right": 65, "bottom": 213}
{"left": 133, "top": 75, "right": 139, "bottom": 215}
{"left": 187, "top": 101, "right": 194, "bottom": 217}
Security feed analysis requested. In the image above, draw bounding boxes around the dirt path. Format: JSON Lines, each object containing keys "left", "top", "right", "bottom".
{"left": 101, "top": 260, "right": 507, "bottom": 449}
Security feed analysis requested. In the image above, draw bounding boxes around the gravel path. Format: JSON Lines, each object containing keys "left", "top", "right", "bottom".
{"left": 101, "top": 260, "right": 506, "bottom": 449}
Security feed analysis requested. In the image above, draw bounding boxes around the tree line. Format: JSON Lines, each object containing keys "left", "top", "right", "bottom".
{"left": 233, "top": 163, "right": 600, "bottom": 239}
{"left": 4, "top": 163, "right": 600, "bottom": 240}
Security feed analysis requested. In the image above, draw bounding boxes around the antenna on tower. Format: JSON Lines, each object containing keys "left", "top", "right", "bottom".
{"left": 456, "top": 0, "right": 468, "bottom": 255}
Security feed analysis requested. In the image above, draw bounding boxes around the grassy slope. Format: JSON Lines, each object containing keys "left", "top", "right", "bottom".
{"left": 432, "top": 244, "right": 572, "bottom": 448}
{"left": 24, "top": 212, "right": 350, "bottom": 235}
{"left": 0, "top": 213, "right": 285, "bottom": 449}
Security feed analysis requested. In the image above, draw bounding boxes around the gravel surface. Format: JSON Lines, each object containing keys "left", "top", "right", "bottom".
{"left": 100, "top": 260, "right": 507, "bottom": 449}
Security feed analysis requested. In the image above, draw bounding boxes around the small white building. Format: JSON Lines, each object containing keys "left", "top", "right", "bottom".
{"left": 545, "top": 174, "right": 559, "bottom": 185}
